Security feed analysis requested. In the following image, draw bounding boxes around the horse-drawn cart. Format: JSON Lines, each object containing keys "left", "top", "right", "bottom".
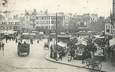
{"left": 17, "top": 42, "right": 30, "bottom": 56}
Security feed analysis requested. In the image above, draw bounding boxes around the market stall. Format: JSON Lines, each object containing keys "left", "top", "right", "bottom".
{"left": 74, "top": 42, "right": 87, "bottom": 60}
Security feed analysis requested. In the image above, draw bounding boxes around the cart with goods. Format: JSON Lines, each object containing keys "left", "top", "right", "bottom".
{"left": 73, "top": 41, "right": 87, "bottom": 60}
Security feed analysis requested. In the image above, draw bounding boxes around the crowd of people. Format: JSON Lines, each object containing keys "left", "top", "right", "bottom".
{"left": 49, "top": 36, "right": 99, "bottom": 64}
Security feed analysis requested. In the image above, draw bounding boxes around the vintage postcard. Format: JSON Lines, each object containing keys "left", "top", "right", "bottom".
{"left": 0, "top": 0, "right": 114, "bottom": 72}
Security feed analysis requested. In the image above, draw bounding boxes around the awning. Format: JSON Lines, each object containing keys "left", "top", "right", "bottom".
{"left": 29, "top": 33, "right": 36, "bottom": 36}
{"left": 94, "top": 35, "right": 104, "bottom": 38}
{"left": 22, "top": 33, "right": 29, "bottom": 35}
{"left": 4, "top": 30, "right": 17, "bottom": 35}
{"left": 75, "top": 40, "right": 87, "bottom": 46}
{"left": 57, "top": 41, "right": 67, "bottom": 48}
{"left": 110, "top": 38, "right": 115, "bottom": 46}
{"left": 75, "top": 42, "right": 87, "bottom": 46}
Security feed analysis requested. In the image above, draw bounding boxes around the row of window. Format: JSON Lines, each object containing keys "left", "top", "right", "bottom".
{"left": 35, "top": 21, "right": 56, "bottom": 24}
{"left": 36, "top": 16, "right": 50, "bottom": 20}
{"left": 34, "top": 16, "right": 64, "bottom": 20}
{"left": 0, "top": 26, "right": 13, "bottom": 30}
{"left": 105, "top": 24, "right": 112, "bottom": 30}
{"left": 36, "top": 21, "right": 50, "bottom": 24}
{"left": 35, "top": 16, "right": 57, "bottom": 20}
{"left": 36, "top": 26, "right": 55, "bottom": 29}
{"left": 0, "top": 26, "right": 19, "bottom": 30}
{"left": 0, "top": 22, "right": 20, "bottom": 25}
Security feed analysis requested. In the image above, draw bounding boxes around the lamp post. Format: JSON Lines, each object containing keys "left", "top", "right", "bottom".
{"left": 53, "top": 12, "right": 58, "bottom": 61}
{"left": 55, "top": 12, "right": 58, "bottom": 48}
{"left": 55, "top": 4, "right": 60, "bottom": 48}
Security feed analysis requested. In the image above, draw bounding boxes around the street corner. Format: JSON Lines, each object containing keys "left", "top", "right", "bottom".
{"left": 44, "top": 53, "right": 86, "bottom": 69}
{"left": 45, "top": 53, "right": 107, "bottom": 72}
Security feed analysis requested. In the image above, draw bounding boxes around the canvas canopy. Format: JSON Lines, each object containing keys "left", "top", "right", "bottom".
{"left": 57, "top": 41, "right": 67, "bottom": 48}
{"left": 4, "top": 30, "right": 17, "bottom": 35}
{"left": 22, "top": 33, "right": 29, "bottom": 35}
{"left": 75, "top": 42, "right": 87, "bottom": 46}
{"left": 110, "top": 38, "right": 115, "bottom": 46}
{"left": 39, "top": 32, "right": 44, "bottom": 35}
{"left": 29, "top": 33, "right": 36, "bottom": 36}
{"left": 94, "top": 35, "right": 104, "bottom": 38}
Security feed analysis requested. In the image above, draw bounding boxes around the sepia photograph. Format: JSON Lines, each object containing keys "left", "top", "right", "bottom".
{"left": 0, "top": 0, "right": 114, "bottom": 72}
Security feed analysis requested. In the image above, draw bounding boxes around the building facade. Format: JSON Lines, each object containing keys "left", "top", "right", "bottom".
{"left": 29, "top": 10, "right": 65, "bottom": 33}
{"left": 105, "top": 22, "right": 113, "bottom": 35}
{"left": 105, "top": 0, "right": 115, "bottom": 35}
{"left": 0, "top": 12, "right": 21, "bottom": 31}
{"left": 0, "top": 20, "right": 20, "bottom": 31}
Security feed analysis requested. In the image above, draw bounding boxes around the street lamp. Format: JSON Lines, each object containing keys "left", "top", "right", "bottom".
{"left": 55, "top": 12, "right": 58, "bottom": 48}
{"left": 55, "top": 4, "right": 60, "bottom": 48}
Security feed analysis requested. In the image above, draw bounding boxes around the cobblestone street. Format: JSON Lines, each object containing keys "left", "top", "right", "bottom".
{"left": 0, "top": 39, "right": 90, "bottom": 72}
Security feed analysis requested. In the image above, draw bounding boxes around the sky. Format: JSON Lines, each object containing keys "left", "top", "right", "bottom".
{"left": 0, "top": 0, "right": 112, "bottom": 17}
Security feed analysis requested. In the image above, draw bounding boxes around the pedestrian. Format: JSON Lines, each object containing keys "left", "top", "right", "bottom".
{"left": 18, "top": 41, "right": 22, "bottom": 48}
{"left": 1, "top": 42, "right": 5, "bottom": 56}
{"left": 37, "top": 40, "right": 39, "bottom": 43}
{"left": 107, "top": 46, "right": 111, "bottom": 59}
{"left": 59, "top": 51, "right": 63, "bottom": 60}
{"left": 67, "top": 53, "right": 71, "bottom": 62}
{"left": 0, "top": 42, "right": 1, "bottom": 50}
{"left": 54, "top": 51, "right": 58, "bottom": 61}
{"left": 1, "top": 42, "right": 4, "bottom": 51}
{"left": 90, "top": 43, "right": 97, "bottom": 58}
{"left": 50, "top": 45, "right": 53, "bottom": 58}
{"left": 30, "top": 39, "right": 33, "bottom": 44}
{"left": 15, "top": 38, "right": 18, "bottom": 43}
{"left": 69, "top": 48, "right": 75, "bottom": 61}
{"left": 82, "top": 49, "right": 91, "bottom": 64}
{"left": 6, "top": 37, "right": 8, "bottom": 43}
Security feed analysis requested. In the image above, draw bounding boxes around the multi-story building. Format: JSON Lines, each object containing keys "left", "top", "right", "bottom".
{"left": 0, "top": 11, "right": 21, "bottom": 31}
{"left": 105, "top": 0, "right": 115, "bottom": 35}
{"left": 0, "top": 9, "right": 65, "bottom": 33}
{"left": 105, "top": 22, "right": 113, "bottom": 35}
{"left": 0, "top": 20, "right": 20, "bottom": 31}
{"left": 34, "top": 14, "right": 55, "bottom": 31}
{"left": 29, "top": 10, "right": 65, "bottom": 33}
{"left": 63, "top": 14, "right": 71, "bottom": 31}
{"left": 111, "top": 0, "right": 115, "bottom": 35}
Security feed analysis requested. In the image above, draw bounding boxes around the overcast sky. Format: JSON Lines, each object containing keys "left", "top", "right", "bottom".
{"left": 0, "top": 0, "right": 112, "bottom": 16}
